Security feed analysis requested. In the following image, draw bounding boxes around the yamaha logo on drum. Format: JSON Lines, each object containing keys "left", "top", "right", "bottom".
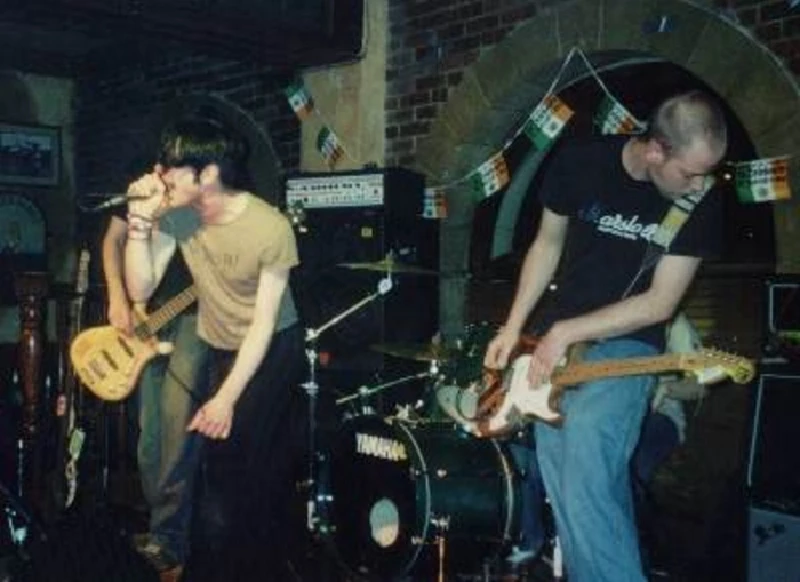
{"left": 355, "top": 432, "right": 408, "bottom": 461}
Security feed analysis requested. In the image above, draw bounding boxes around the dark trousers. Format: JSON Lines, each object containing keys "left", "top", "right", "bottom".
{"left": 190, "top": 324, "right": 306, "bottom": 582}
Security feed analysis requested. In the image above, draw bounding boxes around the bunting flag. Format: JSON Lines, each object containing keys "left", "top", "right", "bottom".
{"left": 316, "top": 127, "right": 344, "bottom": 167}
{"left": 284, "top": 46, "right": 792, "bottom": 221}
{"left": 523, "top": 94, "right": 574, "bottom": 152}
{"left": 594, "top": 95, "right": 646, "bottom": 135}
{"left": 285, "top": 82, "right": 314, "bottom": 120}
{"left": 735, "top": 157, "right": 791, "bottom": 203}
{"left": 469, "top": 152, "right": 510, "bottom": 198}
{"left": 423, "top": 188, "right": 448, "bottom": 219}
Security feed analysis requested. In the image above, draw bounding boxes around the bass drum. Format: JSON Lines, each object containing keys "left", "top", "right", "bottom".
{"left": 325, "top": 415, "right": 518, "bottom": 580}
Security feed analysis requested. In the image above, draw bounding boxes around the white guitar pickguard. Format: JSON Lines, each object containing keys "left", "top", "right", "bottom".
{"left": 475, "top": 355, "right": 561, "bottom": 435}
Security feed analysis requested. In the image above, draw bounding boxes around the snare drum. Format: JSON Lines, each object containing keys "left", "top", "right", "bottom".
{"left": 325, "top": 415, "right": 518, "bottom": 580}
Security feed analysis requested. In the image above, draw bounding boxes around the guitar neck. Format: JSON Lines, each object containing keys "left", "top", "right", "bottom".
{"left": 552, "top": 354, "right": 684, "bottom": 386}
{"left": 139, "top": 286, "right": 197, "bottom": 337}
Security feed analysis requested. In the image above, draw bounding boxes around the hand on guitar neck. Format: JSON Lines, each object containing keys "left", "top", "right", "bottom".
{"left": 70, "top": 286, "right": 196, "bottom": 401}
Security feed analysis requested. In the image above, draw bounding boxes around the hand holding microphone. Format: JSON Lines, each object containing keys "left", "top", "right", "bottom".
{"left": 127, "top": 166, "right": 171, "bottom": 221}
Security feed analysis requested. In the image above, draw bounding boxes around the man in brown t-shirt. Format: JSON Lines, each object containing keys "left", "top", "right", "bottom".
{"left": 123, "top": 116, "right": 305, "bottom": 582}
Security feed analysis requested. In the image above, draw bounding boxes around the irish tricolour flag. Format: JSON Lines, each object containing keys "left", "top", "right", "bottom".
{"left": 735, "top": 157, "right": 791, "bottom": 203}
{"left": 470, "top": 152, "right": 510, "bottom": 198}
{"left": 285, "top": 82, "right": 314, "bottom": 120}
{"left": 317, "top": 127, "right": 344, "bottom": 167}
{"left": 594, "top": 95, "right": 646, "bottom": 135}
{"left": 423, "top": 188, "right": 447, "bottom": 219}
{"left": 523, "top": 94, "right": 574, "bottom": 152}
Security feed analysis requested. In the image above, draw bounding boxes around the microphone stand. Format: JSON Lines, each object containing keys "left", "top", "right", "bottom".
{"left": 301, "top": 274, "right": 393, "bottom": 534}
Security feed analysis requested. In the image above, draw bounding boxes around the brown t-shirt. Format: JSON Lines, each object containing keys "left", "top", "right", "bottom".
{"left": 160, "top": 195, "right": 299, "bottom": 349}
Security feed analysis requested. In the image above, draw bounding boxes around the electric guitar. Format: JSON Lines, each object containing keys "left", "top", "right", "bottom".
{"left": 69, "top": 286, "right": 197, "bottom": 401}
{"left": 61, "top": 249, "right": 90, "bottom": 509}
{"left": 470, "top": 336, "right": 755, "bottom": 437}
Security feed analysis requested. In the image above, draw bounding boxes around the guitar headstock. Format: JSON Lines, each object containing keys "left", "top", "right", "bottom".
{"left": 678, "top": 348, "right": 756, "bottom": 385}
{"left": 76, "top": 249, "right": 90, "bottom": 295}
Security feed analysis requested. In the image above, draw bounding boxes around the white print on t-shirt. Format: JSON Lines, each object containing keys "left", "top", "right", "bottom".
{"left": 597, "top": 213, "right": 658, "bottom": 241}
{"left": 579, "top": 203, "right": 658, "bottom": 242}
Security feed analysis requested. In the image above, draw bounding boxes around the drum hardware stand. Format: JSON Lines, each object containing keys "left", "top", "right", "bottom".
{"left": 300, "top": 274, "right": 394, "bottom": 534}
{"left": 335, "top": 371, "right": 432, "bottom": 411}
{"left": 431, "top": 515, "right": 450, "bottom": 582}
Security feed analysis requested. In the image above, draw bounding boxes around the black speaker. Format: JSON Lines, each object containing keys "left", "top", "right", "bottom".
{"left": 746, "top": 372, "right": 800, "bottom": 506}
{"left": 762, "top": 277, "right": 800, "bottom": 364}
{"left": 287, "top": 169, "right": 439, "bottom": 393}
{"left": 747, "top": 504, "right": 800, "bottom": 581}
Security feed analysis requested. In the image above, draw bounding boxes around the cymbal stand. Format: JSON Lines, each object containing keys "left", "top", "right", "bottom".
{"left": 432, "top": 515, "right": 450, "bottom": 582}
{"left": 335, "top": 371, "right": 432, "bottom": 411}
{"left": 301, "top": 275, "right": 393, "bottom": 533}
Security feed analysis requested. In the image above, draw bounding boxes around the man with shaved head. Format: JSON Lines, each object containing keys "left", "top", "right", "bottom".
{"left": 485, "top": 90, "right": 728, "bottom": 582}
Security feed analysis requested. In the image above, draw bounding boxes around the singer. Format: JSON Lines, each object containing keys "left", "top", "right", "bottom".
{"left": 122, "top": 114, "right": 305, "bottom": 582}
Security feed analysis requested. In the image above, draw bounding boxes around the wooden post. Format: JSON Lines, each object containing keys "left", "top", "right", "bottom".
{"left": 14, "top": 270, "right": 48, "bottom": 507}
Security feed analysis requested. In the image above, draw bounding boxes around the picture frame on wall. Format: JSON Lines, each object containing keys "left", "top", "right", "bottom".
{"left": 0, "top": 123, "right": 60, "bottom": 186}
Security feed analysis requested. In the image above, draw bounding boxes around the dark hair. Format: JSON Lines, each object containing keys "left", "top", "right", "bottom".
{"left": 643, "top": 90, "right": 728, "bottom": 157}
{"left": 158, "top": 116, "right": 250, "bottom": 189}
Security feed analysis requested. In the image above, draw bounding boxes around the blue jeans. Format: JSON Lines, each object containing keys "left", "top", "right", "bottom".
{"left": 137, "top": 312, "right": 208, "bottom": 562}
{"left": 535, "top": 338, "right": 657, "bottom": 582}
{"left": 508, "top": 437, "right": 546, "bottom": 555}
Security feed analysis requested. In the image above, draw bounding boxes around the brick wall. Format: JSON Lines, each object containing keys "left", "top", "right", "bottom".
{"left": 385, "top": 0, "right": 539, "bottom": 167}
{"left": 714, "top": 0, "right": 800, "bottom": 72}
{"left": 386, "top": 0, "right": 800, "bottom": 168}
{"left": 74, "top": 54, "right": 300, "bottom": 196}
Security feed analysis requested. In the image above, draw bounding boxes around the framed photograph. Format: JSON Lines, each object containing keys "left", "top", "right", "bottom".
{"left": 0, "top": 123, "right": 60, "bottom": 186}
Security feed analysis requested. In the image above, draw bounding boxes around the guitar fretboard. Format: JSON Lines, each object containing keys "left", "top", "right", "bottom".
{"left": 552, "top": 354, "right": 685, "bottom": 386}
{"left": 133, "top": 286, "right": 197, "bottom": 340}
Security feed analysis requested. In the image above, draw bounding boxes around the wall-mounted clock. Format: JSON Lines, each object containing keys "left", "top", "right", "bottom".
{"left": 0, "top": 193, "right": 47, "bottom": 304}
{"left": 0, "top": 193, "right": 46, "bottom": 256}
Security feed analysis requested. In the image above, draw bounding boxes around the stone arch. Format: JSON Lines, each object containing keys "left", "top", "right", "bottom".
{"left": 414, "top": 0, "right": 800, "bottom": 336}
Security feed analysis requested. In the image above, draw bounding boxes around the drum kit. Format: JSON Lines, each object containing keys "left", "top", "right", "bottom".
{"left": 299, "top": 255, "right": 522, "bottom": 581}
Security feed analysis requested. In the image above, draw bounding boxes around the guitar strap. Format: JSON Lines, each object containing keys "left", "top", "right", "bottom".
{"left": 620, "top": 186, "right": 709, "bottom": 301}
{"left": 651, "top": 188, "right": 708, "bottom": 251}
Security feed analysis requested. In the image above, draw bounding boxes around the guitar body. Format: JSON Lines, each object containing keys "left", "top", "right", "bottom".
{"left": 70, "top": 326, "right": 158, "bottom": 401}
{"left": 473, "top": 354, "right": 562, "bottom": 437}
{"left": 466, "top": 335, "right": 754, "bottom": 438}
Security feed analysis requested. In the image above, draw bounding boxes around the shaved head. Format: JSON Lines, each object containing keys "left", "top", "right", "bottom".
{"left": 645, "top": 90, "right": 728, "bottom": 160}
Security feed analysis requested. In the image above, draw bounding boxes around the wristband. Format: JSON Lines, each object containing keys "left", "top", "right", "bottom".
{"left": 127, "top": 229, "right": 151, "bottom": 241}
{"left": 127, "top": 213, "right": 154, "bottom": 229}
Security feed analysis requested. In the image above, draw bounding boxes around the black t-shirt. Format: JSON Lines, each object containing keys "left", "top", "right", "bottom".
{"left": 528, "top": 135, "right": 722, "bottom": 350}
{"left": 108, "top": 206, "right": 195, "bottom": 311}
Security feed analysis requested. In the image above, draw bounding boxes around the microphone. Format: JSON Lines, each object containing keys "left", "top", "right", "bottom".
{"left": 83, "top": 193, "right": 154, "bottom": 212}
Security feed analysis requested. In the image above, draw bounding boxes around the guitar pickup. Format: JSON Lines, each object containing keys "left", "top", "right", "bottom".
{"left": 101, "top": 350, "right": 119, "bottom": 371}
{"left": 116, "top": 336, "right": 135, "bottom": 358}
{"left": 88, "top": 360, "right": 106, "bottom": 380}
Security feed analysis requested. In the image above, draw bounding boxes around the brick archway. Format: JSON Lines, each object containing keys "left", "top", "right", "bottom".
{"left": 414, "top": 0, "right": 800, "bottom": 336}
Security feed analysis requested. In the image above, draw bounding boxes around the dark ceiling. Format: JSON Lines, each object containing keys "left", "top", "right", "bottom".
{"left": 0, "top": 0, "right": 365, "bottom": 77}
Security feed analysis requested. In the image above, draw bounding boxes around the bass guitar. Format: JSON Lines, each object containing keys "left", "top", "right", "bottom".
{"left": 470, "top": 336, "right": 755, "bottom": 437}
{"left": 69, "top": 286, "right": 197, "bottom": 401}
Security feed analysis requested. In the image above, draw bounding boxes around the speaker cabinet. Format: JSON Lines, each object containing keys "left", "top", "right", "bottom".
{"left": 747, "top": 505, "right": 800, "bottom": 582}
{"left": 288, "top": 169, "right": 439, "bottom": 398}
{"left": 746, "top": 373, "right": 800, "bottom": 506}
{"left": 746, "top": 371, "right": 800, "bottom": 581}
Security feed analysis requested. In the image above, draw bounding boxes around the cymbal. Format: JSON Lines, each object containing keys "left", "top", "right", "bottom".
{"left": 371, "top": 342, "right": 458, "bottom": 362}
{"left": 338, "top": 257, "right": 438, "bottom": 275}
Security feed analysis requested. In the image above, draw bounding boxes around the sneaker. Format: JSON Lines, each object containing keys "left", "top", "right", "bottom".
{"left": 137, "top": 541, "right": 182, "bottom": 573}
{"left": 132, "top": 533, "right": 152, "bottom": 553}
{"left": 506, "top": 545, "right": 538, "bottom": 566}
